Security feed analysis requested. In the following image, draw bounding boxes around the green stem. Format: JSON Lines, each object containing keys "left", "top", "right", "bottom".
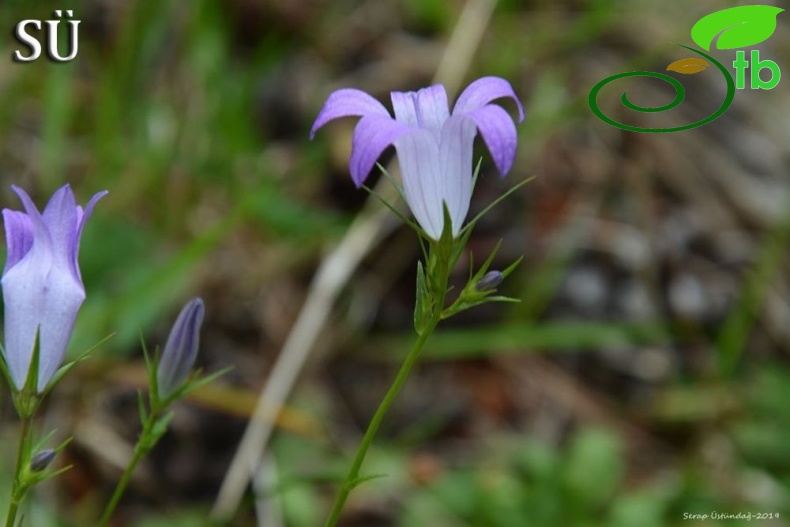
{"left": 323, "top": 251, "right": 450, "bottom": 527}
{"left": 5, "top": 417, "right": 33, "bottom": 527}
{"left": 98, "top": 409, "right": 160, "bottom": 527}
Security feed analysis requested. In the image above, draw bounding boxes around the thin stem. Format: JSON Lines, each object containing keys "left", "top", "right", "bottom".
{"left": 323, "top": 315, "right": 441, "bottom": 527}
{"left": 5, "top": 416, "right": 33, "bottom": 527}
{"left": 323, "top": 251, "right": 450, "bottom": 527}
{"left": 98, "top": 409, "right": 159, "bottom": 527}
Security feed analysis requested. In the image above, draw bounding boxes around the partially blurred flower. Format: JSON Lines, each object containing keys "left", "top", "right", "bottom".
{"left": 157, "top": 298, "right": 205, "bottom": 399}
{"left": 311, "top": 76, "right": 524, "bottom": 240}
{"left": 2, "top": 185, "right": 107, "bottom": 392}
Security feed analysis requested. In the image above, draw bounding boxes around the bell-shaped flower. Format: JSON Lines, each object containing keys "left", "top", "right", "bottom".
{"left": 157, "top": 297, "right": 205, "bottom": 399}
{"left": 2, "top": 185, "right": 107, "bottom": 392}
{"left": 311, "top": 76, "right": 525, "bottom": 240}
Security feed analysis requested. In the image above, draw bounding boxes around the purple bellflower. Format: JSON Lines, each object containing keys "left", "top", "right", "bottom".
{"left": 157, "top": 297, "right": 205, "bottom": 399}
{"left": 2, "top": 185, "right": 107, "bottom": 393}
{"left": 311, "top": 76, "right": 525, "bottom": 240}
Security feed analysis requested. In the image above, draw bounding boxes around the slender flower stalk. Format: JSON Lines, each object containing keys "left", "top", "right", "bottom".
{"left": 323, "top": 251, "right": 452, "bottom": 527}
{"left": 312, "top": 76, "right": 525, "bottom": 526}
{"left": 5, "top": 416, "right": 33, "bottom": 527}
{"left": 98, "top": 407, "right": 165, "bottom": 527}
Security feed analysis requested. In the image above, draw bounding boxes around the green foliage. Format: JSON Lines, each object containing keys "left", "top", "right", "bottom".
{"left": 728, "top": 366, "right": 790, "bottom": 512}
{"left": 563, "top": 428, "right": 624, "bottom": 510}
{"left": 399, "top": 430, "right": 666, "bottom": 527}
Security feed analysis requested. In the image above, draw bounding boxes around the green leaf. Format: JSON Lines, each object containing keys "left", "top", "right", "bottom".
{"left": 149, "top": 411, "right": 174, "bottom": 443}
{"left": 164, "top": 365, "right": 233, "bottom": 404}
{"left": 563, "top": 428, "right": 623, "bottom": 510}
{"left": 414, "top": 261, "right": 429, "bottom": 334}
{"left": 137, "top": 390, "right": 148, "bottom": 424}
{"left": 348, "top": 473, "right": 388, "bottom": 489}
{"left": 691, "top": 5, "right": 784, "bottom": 51}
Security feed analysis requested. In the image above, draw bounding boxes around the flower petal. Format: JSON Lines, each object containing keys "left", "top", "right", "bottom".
{"left": 395, "top": 129, "right": 443, "bottom": 238}
{"left": 2, "top": 255, "right": 50, "bottom": 389}
{"left": 348, "top": 114, "right": 415, "bottom": 186}
{"left": 392, "top": 85, "right": 450, "bottom": 131}
{"left": 395, "top": 116, "right": 476, "bottom": 239}
{"left": 2, "top": 210, "right": 33, "bottom": 275}
{"left": 453, "top": 76, "right": 525, "bottom": 123}
{"left": 10, "top": 186, "right": 50, "bottom": 251}
{"left": 41, "top": 185, "right": 79, "bottom": 274}
{"left": 310, "top": 88, "right": 391, "bottom": 139}
{"left": 438, "top": 115, "right": 477, "bottom": 235}
{"left": 35, "top": 263, "right": 85, "bottom": 391}
{"left": 73, "top": 190, "right": 108, "bottom": 282}
{"left": 461, "top": 105, "right": 519, "bottom": 176}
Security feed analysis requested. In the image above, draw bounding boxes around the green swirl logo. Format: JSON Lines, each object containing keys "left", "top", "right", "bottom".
{"left": 589, "top": 5, "right": 783, "bottom": 133}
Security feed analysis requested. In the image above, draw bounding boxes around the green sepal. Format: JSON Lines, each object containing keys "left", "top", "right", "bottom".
{"left": 140, "top": 332, "right": 163, "bottom": 410}
{"left": 151, "top": 412, "right": 174, "bottom": 441}
{"left": 376, "top": 162, "right": 407, "bottom": 203}
{"left": 0, "top": 343, "right": 15, "bottom": 392}
{"left": 471, "top": 157, "right": 483, "bottom": 191}
{"left": 361, "top": 183, "right": 421, "bottom": 233}
{"left": 442, "top": 240, "right": 524, "bottom": 319}
{"left": 157, "top": 366, "right": 233, "bottom": 409}
{"left": 459, "top": 176, "right": 534, "bottom": 240}
{"left": 438, "top": 201, "right": 456, "bottom": 248}
{"left": 19, "top": 435, "right": 73, "bottom": 493}
{"left": 141, "top": 326, "right": 231, "bottom": 409}
{"left": 414, "top": 261, "right": 431, "bottom": 335}
{"left": 425, "top": 204, "right": 456, "bottom": 280}
{"left": 137, "top": 390, "right": 148, "bottom": 424}
{"left": 24, "top": 329, "right": 41, "bottom": 393}
{"left": 42, "top": 332, "right": 114, "bottom": 399}
{"left": 137, "top": 411, "right": 174, "bottom": 455}
{"left": 13, "top": 330, "right": 43, "bottom": 419}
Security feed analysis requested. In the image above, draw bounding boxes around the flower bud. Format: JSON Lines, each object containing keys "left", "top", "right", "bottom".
{"left": 156, "top": 298, "right": 205, "bottom": 399}
{"left": 475, "top": 270, "right": 504, "bottom": 292}
{"left": 30, "top": 449, "right": 56, "bottom": 472}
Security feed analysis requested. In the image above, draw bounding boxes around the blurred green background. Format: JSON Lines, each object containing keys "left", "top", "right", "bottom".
{"left": 0, "top": 0, "right": 789, "bottom": 525}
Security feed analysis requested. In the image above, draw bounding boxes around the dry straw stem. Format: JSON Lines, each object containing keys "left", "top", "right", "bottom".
{"left": 211, "top": 0, "right": 501, "bottom": 519}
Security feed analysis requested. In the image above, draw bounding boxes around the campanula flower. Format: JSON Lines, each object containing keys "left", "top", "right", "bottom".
{"left": 157, "top": 297, "right": 205, "bottom": 399}
{"left": 2, "top": 185, "right": 107, "bottom": 392}
{"left": 311, "top": 76, "right": 525, "bottom": 239}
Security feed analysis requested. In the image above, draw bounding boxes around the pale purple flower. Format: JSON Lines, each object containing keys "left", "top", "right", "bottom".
{"left": 157, "top": 297, "right": 204, "bottom": 398}
{"left": 311, "top": 76, "right": 525, "bottom": 239}
{"left": 2, "top": 185, "right": 106, "bottom": 392}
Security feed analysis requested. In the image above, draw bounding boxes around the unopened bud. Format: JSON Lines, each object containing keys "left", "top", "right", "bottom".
{"left": 157, "top": 298, "right": 205, "bottom": 399}
{"left": 30, "top": 449, "right": 56, "bottom": 472}
{"left": 475, "top": 271, "right": 504, "bottom": 292}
